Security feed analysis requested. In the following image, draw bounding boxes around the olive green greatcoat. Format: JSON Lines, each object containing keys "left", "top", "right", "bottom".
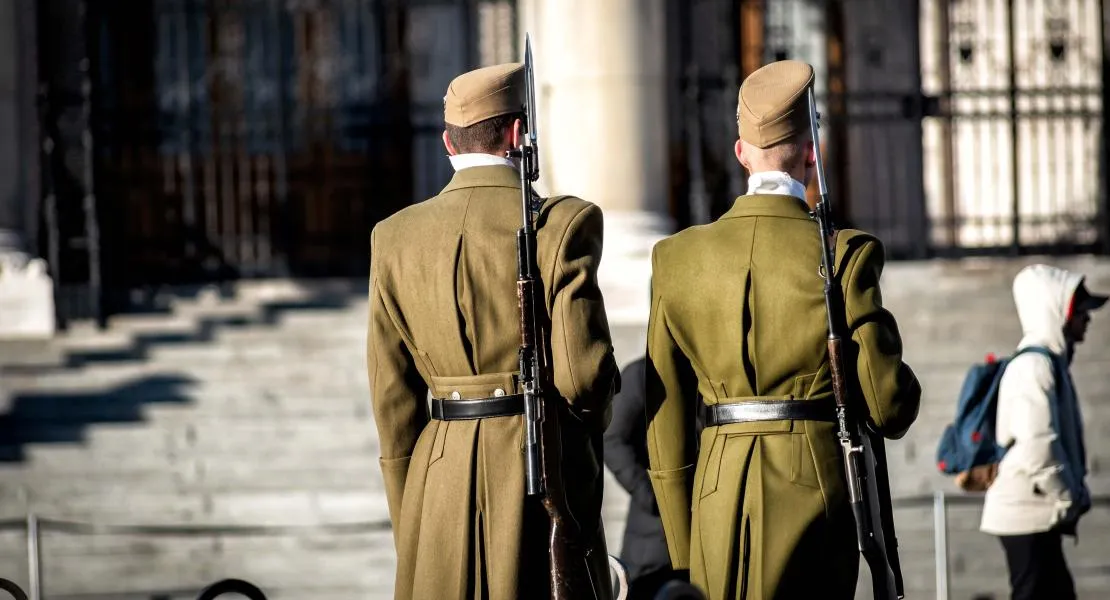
{"left": 367, "top": 165, "right": 619, "bottom": 600}
{"left": 645, "top": 193, "right": 922, "bottom": 600}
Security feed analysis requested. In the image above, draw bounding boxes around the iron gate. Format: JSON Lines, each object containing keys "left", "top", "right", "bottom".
{"left": 922, "top": 0, "right": 1109, "bottom": 256}
{"left": 672, "top": 0, "right": 1109, "bottom": 259}
{"left": 39, "top": 0, "right": 515, "bottom": 327}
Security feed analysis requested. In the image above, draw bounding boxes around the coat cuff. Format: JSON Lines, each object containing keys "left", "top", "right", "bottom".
{"left": 648, "top": 464, "right": 694, "bottom": 570}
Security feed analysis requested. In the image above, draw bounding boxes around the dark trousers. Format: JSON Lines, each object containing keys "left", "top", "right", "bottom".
{"left": 999, "top": 530, "right": 1076, "bottom": 600}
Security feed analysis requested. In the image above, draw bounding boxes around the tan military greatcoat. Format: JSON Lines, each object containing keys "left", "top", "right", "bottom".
{"left": 368, "top": 165, "right": 618, "bottom": 600}
{"left": 645, "top": 194, "right": 922, "bottom": 599}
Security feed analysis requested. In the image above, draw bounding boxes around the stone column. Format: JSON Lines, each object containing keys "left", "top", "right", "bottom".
{"left": 0, "top": 0, "right": 54, "bottom": 339}
{"left": 518, "top": 0, "right": 672, "bottom": 326}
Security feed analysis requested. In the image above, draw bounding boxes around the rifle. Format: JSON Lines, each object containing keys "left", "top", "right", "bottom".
{"left": 509, "top": 35, "right": 603, "bottom": 600}
{"left": 806, "top": 88, "right": 905, "bottom": 600}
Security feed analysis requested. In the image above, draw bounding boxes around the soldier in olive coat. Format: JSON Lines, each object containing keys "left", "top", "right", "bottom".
{"left": 367, "top": 63, "right": 619, "bottom": 600}
{"left": 644, "top": 60, "right": 922, "bottom": 599}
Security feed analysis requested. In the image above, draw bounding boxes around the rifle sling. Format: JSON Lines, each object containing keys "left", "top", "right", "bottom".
{"left": 430, "top": 395, "right": 526, "bottom": 420}
{"left": 705, "top": 398, "right": 837, "bottom": 427}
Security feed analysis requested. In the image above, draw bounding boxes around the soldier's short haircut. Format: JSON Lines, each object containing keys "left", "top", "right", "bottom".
{"left": 445, "top": 112, "right": 523, "bottom": 154}
{"left": 742, "top": 131, "right": 810, "bottom": 171}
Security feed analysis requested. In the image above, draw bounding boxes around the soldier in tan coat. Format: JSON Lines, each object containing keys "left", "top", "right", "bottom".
{"left": 367, "top": 63, "right": 619, "bottom": 600}
{"left": 644, "top": 60, "right": 922, "bottom": 599}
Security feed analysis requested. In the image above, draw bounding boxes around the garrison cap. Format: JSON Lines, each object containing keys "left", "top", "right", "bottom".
{"left": 443, "top": 62, "right": 525, "bottom": 127}
{"left": 737, "top": 59, "right": 815, "bottom": 148}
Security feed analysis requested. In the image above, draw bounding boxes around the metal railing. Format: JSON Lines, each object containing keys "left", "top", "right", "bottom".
{"left": 0, "top": 514, "right": 391, "bottom": 599}
{"left": 890, "top": 490, "right": 1110, "bottom": 600}
{"left": 0, "top": 492, "right": 1106, "bottom": 599}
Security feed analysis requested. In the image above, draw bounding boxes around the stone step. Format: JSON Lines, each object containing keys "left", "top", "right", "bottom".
{"left": 1, "top": 387, "right": 371, "bottom": 421}
{"left": 11, "top": 355, "right": 371, "bottom": 380}
{"left": 47, "top": 319, "right": 361, "bottom": 361}
{"left": 0, "top": 488, "right": 389, "bottom": 525}
{"left": 0, "top": 459, "right": 382, "bottom": 496}
{"left": 141, "top": 398, "right": 371, "bottom": 420}
{"left": 1, "top": 429, "right": 377, "bottom": 465}
{"left": 4, "top": 420, "right": 377, "bottom": 456}
{"left": 139, "top": 342, "right": 364, "bottom": 365}
{"left": 0, "top": 528, "right": 389, "bottom": 560}
{"left": 2, "top": 388, "right": 371, "bottom": 422}
{"left": 28, "top": 541, "right": 393, "bottom": 597}
{"left": 1, "top": 361, "right": 369, "bottom": 389}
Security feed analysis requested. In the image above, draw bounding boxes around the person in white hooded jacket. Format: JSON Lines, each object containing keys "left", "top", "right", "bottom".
{"left": 980, "top": 264, "right": 1106, "bottom": 600}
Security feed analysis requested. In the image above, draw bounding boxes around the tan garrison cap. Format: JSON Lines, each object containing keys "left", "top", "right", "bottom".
{"left": 737, "top": 60, "right": 815, "bottom": 148}
{"left": 443, "top": 62, "right": 525, "bottom": 127}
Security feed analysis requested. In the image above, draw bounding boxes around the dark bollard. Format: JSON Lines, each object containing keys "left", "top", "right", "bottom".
{"left": 194, "top": 579, "right": 267, "bottom": 600}
{"left": 0, "top": 579, "right": 28, "bottom": 600}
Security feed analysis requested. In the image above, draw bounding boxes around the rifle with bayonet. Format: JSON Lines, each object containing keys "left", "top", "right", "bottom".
{"left": 508, "top": 34, "right": 603, "bottom": 600}
{"left": 806, "top": 88, "right": 905, "bottom": 600}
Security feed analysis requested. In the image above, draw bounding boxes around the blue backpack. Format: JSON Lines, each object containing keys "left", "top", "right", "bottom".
{"left": 935, "top": 346, "right": 1055, "bottom": 490}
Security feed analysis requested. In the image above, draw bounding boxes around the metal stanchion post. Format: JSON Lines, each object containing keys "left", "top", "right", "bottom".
{"left": 25, "top": 514, "right": 41, "bottom": 600}
{"left": 933, "top": 490, "right": 949, "bottom": 600}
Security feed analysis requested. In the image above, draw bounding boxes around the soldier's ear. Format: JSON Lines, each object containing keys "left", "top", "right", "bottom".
{"left": 805, "top": 140, "right": 817, "bottom": 166}
{"left": 510, "top": 118, "right": 523, "bottom": 149}
{"left": 734, "top": 139, "right": 747, "bottom": 170}
{"left": 442, "top": 130, "right": 458, "bottom": 156}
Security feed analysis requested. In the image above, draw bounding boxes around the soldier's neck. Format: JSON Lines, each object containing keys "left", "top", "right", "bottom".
{"left": 448, "top": 152, "right": 518, "bottom": 172}
{"left": 745, "top": 171, "right": 807, "bottom": 202}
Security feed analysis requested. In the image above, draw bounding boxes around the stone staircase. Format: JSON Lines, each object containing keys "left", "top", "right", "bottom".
{"left": 0, "top": 281, "right": 395, "bottom": 599}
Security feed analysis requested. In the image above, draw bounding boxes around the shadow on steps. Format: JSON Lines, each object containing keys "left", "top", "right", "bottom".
{"left": 2, "top": 281, "right": 368, "bottom": 375}
{"left": 0, "top": 374, "right": 197, "bottom": 462}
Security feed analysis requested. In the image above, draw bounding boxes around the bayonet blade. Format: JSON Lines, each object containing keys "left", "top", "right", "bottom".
{"left": 807, "top": 87, "right": 828, "bottom": 197}
{"left": 523, "top": 33, "right": 540, "bottom": 183}
{"left": 525, "top": 34, "right": 538, "bottom": 145}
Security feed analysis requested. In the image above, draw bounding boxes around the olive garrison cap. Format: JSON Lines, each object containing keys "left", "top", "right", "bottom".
{"left": 737, "top": 59, "right": 815, "bottom": 148}
{"left": 443, "top": 62, "right": 525, "bottom": 127}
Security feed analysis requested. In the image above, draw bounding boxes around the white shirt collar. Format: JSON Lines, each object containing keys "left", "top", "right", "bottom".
{"left": 745, "top": 171, "right": 808, "bottom": 202}
{"left": 448, "top": 153, "right": 517, "bottom": 172}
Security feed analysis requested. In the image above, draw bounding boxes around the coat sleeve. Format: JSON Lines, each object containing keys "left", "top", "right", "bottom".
{"left": 366, "top": 226, "right": 429, "bottom": 540}
{"left": 644, "top": 249, "right": 698, "bottom": 570}
{"left": 548, "top": 203, "right": 619, "bottom": 423}
{"left": 996, "top": 354, "right": 1073, "bottom": 511}
{"left": 840, "top": 236, "right": 922, "bottom": 439}
{"left": 603, "top": 359, "right": 654, "bottom": 509}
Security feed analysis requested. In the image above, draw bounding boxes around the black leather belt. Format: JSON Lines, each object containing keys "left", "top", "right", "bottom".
{"left": 705, "top": 399, "right": 836, "bottom": 427}
{"left": 430, "top": 394, "right": 526, "bottom": 420}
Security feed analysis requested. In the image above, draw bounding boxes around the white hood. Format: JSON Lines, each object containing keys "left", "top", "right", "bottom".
{"left": 1012, "top": 264, "right": 1084, "bottom": 355}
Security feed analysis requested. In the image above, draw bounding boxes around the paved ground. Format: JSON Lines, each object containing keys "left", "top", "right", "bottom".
{"left": 0, "top": 255, "right": 1107, "bottom": 599}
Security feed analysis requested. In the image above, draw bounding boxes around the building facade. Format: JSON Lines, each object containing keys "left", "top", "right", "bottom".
{"left": 0, "top": 0, "right": 1107, "bottom": 332}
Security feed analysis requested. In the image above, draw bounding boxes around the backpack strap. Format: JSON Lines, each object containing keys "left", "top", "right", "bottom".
{"left": 1012, "top": 346, "right": 1061, "bottom": 381}
{"left": 1007, "top": 346, "right": 1065, "bottom": 419}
